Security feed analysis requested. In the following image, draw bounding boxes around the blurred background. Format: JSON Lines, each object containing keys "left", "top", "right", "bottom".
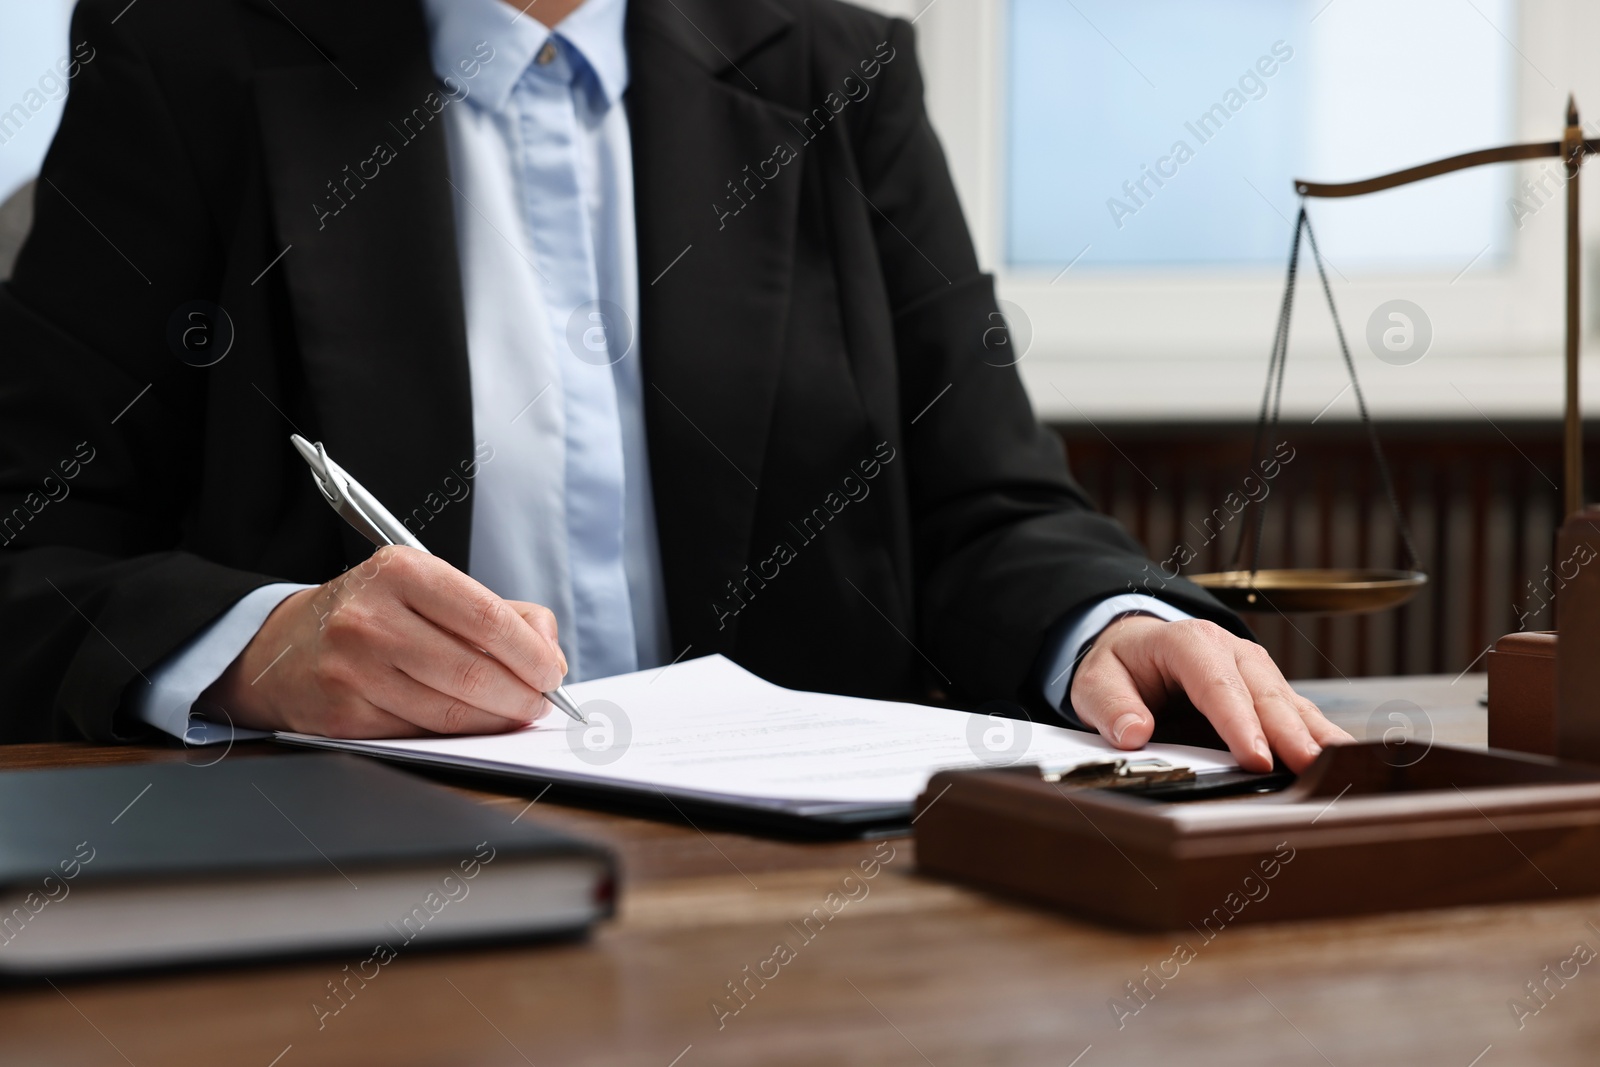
{"left": 2, "top": 0, "right": 1595, "bottom": 679}
{"left": 872, "top": 0, "right": 1600, "bottom": 681}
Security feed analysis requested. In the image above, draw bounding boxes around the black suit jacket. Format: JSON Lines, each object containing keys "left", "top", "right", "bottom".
{"left": 0, "top": 0, "right": 1243, "bottom": 742}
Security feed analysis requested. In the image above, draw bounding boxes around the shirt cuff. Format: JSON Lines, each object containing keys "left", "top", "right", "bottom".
{"left": 1039, "top": 593, "right": 1195, "bottom": 728}
{"left": 130, "top": 582, "right": 312, "bottom": 744}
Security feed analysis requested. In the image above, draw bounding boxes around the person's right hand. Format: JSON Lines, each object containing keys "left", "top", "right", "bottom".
{"left": 201, "top": 546, "right": 569, "bottom": 738}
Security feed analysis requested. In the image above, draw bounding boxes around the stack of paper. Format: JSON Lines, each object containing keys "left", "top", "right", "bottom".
{"left": 279, "top": 655, "right": 1237, "bottom": 819}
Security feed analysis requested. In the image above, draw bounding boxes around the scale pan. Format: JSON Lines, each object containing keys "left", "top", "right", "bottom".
{"left": 1188, "top": 568, "right": 1428, "bottom": 615}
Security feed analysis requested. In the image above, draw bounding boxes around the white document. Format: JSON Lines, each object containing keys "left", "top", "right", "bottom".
{"left": 278, "top": 655, "right": 1237, "bottom": 817}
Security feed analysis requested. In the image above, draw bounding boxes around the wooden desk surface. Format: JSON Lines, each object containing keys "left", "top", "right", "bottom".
{"left": 4, "top": 673, "right": 1596, "bottom": 1067}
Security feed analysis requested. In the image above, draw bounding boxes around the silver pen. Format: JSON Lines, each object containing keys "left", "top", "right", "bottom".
{"left": 290, "top": 434, "right": 589, "bottom": 726}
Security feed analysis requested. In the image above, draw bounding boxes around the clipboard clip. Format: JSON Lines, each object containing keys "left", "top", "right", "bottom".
{"left": 1034, "top": 757, "right": 1197, "bottom": 791}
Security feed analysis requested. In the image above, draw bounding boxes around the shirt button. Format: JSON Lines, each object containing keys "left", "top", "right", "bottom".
{"left": 536, "top": 40, "right": 558, "bottom": 66}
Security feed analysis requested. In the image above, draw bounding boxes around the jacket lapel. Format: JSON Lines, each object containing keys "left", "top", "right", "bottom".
{"left": 248, "top": 0, "right": 476, "bottom": 568}
{"left": 245, "top": 0, "right": 805, "bottom": 644}
{"left": 627, "top": 0, "right": 803, "bottom": 652}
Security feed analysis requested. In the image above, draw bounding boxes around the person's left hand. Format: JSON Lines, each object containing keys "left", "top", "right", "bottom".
{"left": 1067, "top": 614, "right": 1353, "bottom": 773}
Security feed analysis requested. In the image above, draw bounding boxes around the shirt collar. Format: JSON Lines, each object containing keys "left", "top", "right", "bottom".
{"left": 421, "top": 0, "right": 629, "bottom": 113}
{"left": 556, "top": 0, "right": 629, "bottom": 108}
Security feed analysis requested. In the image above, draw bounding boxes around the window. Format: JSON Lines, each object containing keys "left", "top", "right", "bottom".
{"left": 1006, "top": 0, "right": 1516, "bottom": 271}
{"left": 908, "top": 0, "right": 1587, "bottom": 420}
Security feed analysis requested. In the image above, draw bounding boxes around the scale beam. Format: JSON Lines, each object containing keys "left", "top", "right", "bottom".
{"left": 1294, "top": 141, "right": 1579, "bottom": 198}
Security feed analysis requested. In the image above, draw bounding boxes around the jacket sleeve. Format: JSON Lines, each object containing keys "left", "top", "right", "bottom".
{"left": 0, "top": 1, "right": 280, "bottom": 742}
{"left": 851, "top": 16, "right": 1252, "bottom": 706}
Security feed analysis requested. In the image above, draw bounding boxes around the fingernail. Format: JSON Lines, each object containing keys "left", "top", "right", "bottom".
{"left": 1253, "top": 737, "right": 1272, "bottom": 766}
{"left": 1307, "top": 740, "right": 1324, "bottom": 758}
{"left": 1111, "top": 713, "right": 1143, "bottom": 745}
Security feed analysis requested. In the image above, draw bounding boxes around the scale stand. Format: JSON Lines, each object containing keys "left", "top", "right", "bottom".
{"left": 1216, "top": 99, "right": 1599, "bottom": 764}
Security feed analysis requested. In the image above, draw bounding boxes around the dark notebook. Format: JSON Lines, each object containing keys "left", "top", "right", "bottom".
{"left": 0, "top": 754, "right": 614, "bottom": 976}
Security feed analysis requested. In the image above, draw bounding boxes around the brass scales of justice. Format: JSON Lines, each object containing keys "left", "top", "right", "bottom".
{"left": 1189, "top": 97, "right": 1594, "bottom": 615}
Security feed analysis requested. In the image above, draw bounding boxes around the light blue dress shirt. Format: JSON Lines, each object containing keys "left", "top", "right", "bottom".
{"left": 428, "top": 0, "right": 668, "bottom": 682}
{"left": 130, "top": 0, "right": 1187, "bottom": 742}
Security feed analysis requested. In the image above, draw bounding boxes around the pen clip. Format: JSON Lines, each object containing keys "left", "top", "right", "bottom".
{"left": 290, "top": 434, "right": 425, "bottom": 553}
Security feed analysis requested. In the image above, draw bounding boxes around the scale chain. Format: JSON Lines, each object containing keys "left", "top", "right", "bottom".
{"left": 1230, "top": 206, "right": 1422, "bottom": 579}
